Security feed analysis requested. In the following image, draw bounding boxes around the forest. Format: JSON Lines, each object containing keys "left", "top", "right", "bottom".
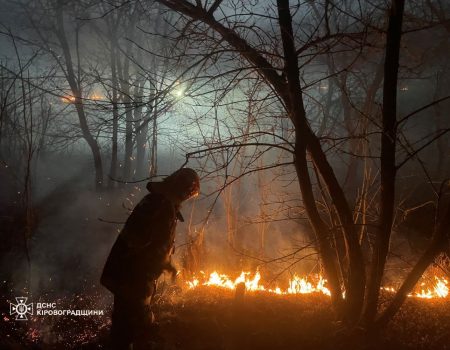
{"left": 0, "top": 0, "right": 449, "bottom": 349}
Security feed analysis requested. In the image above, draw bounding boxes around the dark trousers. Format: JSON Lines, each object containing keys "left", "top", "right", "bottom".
{"left": 110, "top": 287, "right": 157, "bottom": 350}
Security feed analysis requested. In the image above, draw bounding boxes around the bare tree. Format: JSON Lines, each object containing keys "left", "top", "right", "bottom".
{"left": 154, "top": 0, "right": 450, "bottom": 329}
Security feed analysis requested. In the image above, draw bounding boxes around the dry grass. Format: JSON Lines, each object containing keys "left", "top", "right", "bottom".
{"left": 1, "top": 287, "right": 449, "bottom": 349}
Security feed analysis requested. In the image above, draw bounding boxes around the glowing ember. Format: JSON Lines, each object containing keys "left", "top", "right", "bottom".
{"left": 187, "top": 271, "right": 449, "bottom": 299}
{"left": 27, "top": 328, "right": 40, "bottom": 343}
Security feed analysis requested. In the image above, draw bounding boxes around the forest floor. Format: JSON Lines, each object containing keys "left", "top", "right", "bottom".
{"left": 1, "top": 286, "right": 450, "bottom": 350}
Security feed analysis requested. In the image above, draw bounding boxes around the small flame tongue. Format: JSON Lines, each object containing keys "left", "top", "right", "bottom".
{"left": 407, "top": 277, "right": 449, "bottom": 299}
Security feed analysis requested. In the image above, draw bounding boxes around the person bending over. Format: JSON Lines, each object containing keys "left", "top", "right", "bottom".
{"left": 101, "top": 168, "right": 200, "bottom": 350}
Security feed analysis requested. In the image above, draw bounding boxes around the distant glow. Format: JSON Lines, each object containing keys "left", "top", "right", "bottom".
{"left": 90, "top": 93, "right": 103, "bottom": 101}
{"left": 172, "top": 82, "right": 185, "bottom": 98}
{"left": 61, "top": 95, "right": 75, "bottom": 103}
{"left": 61, "top": 92, "right": 103, "bottom": 103}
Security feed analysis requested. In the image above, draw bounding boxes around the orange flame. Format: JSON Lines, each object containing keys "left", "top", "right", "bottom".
{"left": 408, "top": 277, "right": 449, "bottom": 299}
{"left": 186, "top": 271, "right": 449, "bottom": 299}
{"left": 187, "top": 271, "right": 331, "bottom": 296}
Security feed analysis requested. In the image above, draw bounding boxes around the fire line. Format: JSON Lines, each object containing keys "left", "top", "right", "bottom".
{"left": 186, "top": 271, "right": 449, "bottom": 299}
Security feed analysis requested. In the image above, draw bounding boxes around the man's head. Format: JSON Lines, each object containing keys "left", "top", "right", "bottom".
{"left": 147, "top": 168, "right": 200, "bottom": 203}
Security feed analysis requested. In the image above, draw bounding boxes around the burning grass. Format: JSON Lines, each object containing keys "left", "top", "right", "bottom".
{"left": 185, "top": 270, "right": 448, "bottom": 299}
{"left": 1, "top": 272, "right": 449, "bottom": 349}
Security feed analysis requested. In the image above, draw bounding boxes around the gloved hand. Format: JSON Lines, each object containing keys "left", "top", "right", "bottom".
{"left": 166, "top": 263, "right": 178, "bottom": 283}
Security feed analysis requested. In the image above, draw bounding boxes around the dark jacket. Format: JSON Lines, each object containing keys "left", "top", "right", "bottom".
{"left": 101, "top": 192, "right": 177, "bottom": 299}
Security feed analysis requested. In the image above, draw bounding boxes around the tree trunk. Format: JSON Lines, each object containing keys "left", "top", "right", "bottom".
{"left": 293, "top": 135, "right": 344, "bottom": 313}
{"left": 56, "top": 4, "right": 103, "bottom": 190}
{"left": 277, "top": 0, "right": 365, "bottom": 320}
{"left": 108, "top": 28, "right": 119, "bottom": 188}
{"left": 134, "top": 89, "right": 150, "bottom": 180}
{"left": 157, "top": 0, "right": 368, "bottom": 320}
{"left": 149, "top": 95, "right": 158, "bottom": 177}
{"left": 135, "top": 112, "right": 150, "bottom": 179}
{"left": 121, "top": 51, "right": 134, "bottom": 182}
{"left": 132, "top": 48, "right": 147, "bottom": 180}
{"left": 118, "top": 13, "right": 138, "bottom": 181}
{"left": 364, "top": 0, "right": 405, "bottom": 325}
{"left": 375, "top": 200, "right": 450, "bottom": 328}
{"left": 433, "top": 73, "right": 447, "bottom": 178}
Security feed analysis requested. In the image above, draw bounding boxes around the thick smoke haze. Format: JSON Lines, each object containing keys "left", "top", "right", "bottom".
{"left": 0, "top": 0, "right": 449, "bottom": 348}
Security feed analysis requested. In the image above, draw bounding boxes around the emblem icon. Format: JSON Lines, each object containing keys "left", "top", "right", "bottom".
{"left": 10, "top": 297, "right": 33, "bottom": 320}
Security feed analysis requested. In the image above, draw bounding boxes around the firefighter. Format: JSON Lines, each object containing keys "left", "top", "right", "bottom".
{"left": 101, "top": 168, "right": 200, "bottom": 350}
